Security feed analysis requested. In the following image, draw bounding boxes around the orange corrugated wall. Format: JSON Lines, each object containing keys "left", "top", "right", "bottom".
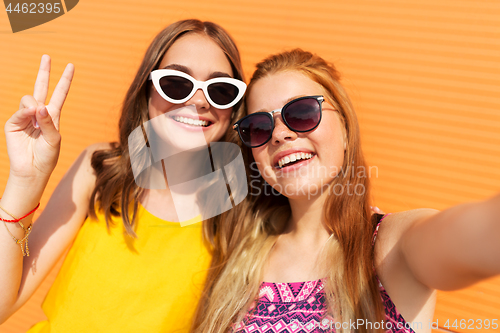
{"left": 1, "top": 0, "right": 499, "bottom": 332}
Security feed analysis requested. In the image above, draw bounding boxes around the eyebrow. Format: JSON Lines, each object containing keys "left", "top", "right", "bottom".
{"left": 252, "top": 95, "right": 308, "bottom": 114}
{"left": 162, "top": 64, "right": 191, "bottom": 74}
{"left": 161, "top": 64, "right": 232, "bottom": 79}
{"left": 282, "top": 95, "right": 306, "bottom": 106}
{"left": 208, "top": 71, "right": 232, "bottom": 79}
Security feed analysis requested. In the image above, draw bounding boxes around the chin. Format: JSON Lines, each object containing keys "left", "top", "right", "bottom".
{"left": 269, "top": 179, "right": 332, "bottom": 200}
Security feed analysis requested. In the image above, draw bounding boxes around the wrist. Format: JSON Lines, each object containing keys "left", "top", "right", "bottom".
{"left": 2, "top": 177, "right": 47, "bottom": 216}
{"left": 7, "top": 172, "right": 50, "bottom": 190}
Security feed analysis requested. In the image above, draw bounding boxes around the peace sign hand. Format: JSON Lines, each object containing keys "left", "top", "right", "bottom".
{"left": 5, "top": 55, "right": 74, "bottom": 182}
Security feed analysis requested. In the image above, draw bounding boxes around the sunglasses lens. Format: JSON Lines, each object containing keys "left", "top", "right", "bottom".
{"left": 284, "top": 98, "right": 321, "bottom": 131}
{"left": 207, "top": 82, "right": 239, "bottom": 106}
{"left": 159, "top": 75, "right": 194, "bottom": 100}
{"left": 238, "top": 114, "right": 273, "bottom": 147}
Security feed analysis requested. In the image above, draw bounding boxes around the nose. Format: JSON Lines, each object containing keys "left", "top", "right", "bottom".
{"left": 186, "top": 88, "right": 210, "bottom": 109}
{"left": 271, "top": 115, "right": 297, "bottom": 145}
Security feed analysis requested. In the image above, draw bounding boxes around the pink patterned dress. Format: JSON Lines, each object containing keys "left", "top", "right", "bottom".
{"left": 233, "top": 214, "right": 416, "bottom": 333}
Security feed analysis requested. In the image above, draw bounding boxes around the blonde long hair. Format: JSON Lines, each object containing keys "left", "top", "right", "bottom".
{"left": 193, "top": 49, "right": 384, "bottom": 333}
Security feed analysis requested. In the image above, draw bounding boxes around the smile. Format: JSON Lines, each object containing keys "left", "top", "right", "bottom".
{"left": 173, "top": 116, "right": 210, "bottom": 127}
{"left": 278, "top": 152, "right": 314, "bottom": 169}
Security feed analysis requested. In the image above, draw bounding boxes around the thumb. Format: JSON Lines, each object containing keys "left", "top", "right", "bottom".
{"left": 36, "top": 106, "right": 61, "bottom": 147}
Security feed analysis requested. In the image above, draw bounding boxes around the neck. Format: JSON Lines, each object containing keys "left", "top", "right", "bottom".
{"left": 138, "top": 162, "right": 176, "bottom": 220}
{"left": 285, "top": 190, "right": 330, "bottom": 241}
{"left": 267, "top": 191, "right": 332, "bottom": 282}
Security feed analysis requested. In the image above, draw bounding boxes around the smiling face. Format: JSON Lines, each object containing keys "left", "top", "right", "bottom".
{"left": 247, "top": 70, "right": 346, "bottom": 200}
{"left": 148, "top": 32, "right": 235, "bottom": 148}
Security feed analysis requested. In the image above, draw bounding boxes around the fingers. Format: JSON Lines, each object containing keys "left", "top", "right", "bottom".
{"left": 47, "top": 63, "right": 75, "bottom": 130}
{"left": 33, "top": 55, "right": 51, "bottom": 105}
{"left": 11, "top": 105, "right": 37, "bottom": 122}
{"left": 35, "top": 106, "right": 60, "bottom": 147}
{"left": 19, "top": 95, "right": 38, "bottom": 110}
{"left": 6, "top": 105, "right": 37, "bottom": 133}
{"left": 13, "top": 57, "right": 73, "bottom": 134}
{"left": 18, "top": 95, "right": 40, "bottom": 129}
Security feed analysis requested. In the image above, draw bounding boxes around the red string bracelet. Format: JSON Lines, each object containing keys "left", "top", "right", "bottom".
{"left": 0, "top": 201, "right": 40, "bottom": 223}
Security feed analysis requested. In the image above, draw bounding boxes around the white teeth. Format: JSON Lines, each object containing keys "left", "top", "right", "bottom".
{"left": 173, "top": 116, "right": 208, "bottom": 127}
{"left": 277, "top": 152, "right": 313, "bottom": 168}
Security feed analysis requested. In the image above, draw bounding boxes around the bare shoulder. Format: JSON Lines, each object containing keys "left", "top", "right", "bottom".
{"left": 30, "top": 141, "right": 117, "bottom": 235}
{"left": 59, "top": 142, "right": 116, "bottom": 197}
{"left": 82, "top": 142, "right": 115, "bottom": 163}
{"left": 77, "top": 142, "right": 115, "bottom": 175}
{"left": 85, "top": 141, "right": 114, "bottom": 152}
{"left": 374, "top": 211, "right": 441, "bottom": 325}
{"left": 378, "top": 209, "right": 439, "bottom": 241}
{"left": 34, "top": 141, "right": 117, "bottom": 229}
{"left": 374, "top": 209, "right": 439, "bottom": 268}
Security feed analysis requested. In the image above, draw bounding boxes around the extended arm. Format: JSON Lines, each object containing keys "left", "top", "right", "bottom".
{"left": 400, "top": 195, "right": 500, "bottom": 290}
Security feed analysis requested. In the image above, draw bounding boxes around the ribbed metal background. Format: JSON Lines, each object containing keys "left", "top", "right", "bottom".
{"left": 1, "top": 0, "right": 499, "bottom": 331}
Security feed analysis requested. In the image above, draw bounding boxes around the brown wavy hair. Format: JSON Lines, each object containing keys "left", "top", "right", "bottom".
{"left": 192, "top": 49, "right": 385, "bottom": 333}
{"left": 88, "top": 19, "right": 245, "bottom": 237}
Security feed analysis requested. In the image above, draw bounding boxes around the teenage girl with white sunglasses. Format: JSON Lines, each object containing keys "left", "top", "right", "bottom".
{"left": 0, "top": 19, "right": 246, "bottom": 332}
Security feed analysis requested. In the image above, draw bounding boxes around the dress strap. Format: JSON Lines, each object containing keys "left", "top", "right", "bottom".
{"left": 372, "top": 213, "right": 391, "bottom": 246}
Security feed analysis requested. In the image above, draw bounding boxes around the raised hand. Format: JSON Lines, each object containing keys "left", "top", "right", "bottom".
{"left": 5, "top": 55, "right": 74, "bottom": 182}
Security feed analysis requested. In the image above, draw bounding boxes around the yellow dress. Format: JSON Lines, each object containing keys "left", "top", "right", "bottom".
{"left": 28, "top": 204, "right": 211, "bottom": 333}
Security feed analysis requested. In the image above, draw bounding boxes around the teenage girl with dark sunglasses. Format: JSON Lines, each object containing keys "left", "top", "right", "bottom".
{"left": 192, "top": 49, "right": 500, "bottom": 333}
{"left": 0, "top": 19, "right": 246, "bottom": 332}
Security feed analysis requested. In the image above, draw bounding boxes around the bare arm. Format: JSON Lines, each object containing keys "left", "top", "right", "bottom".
{"left": 0, "top": 145, "right": 104, "bottom": 323}
{"left": 0, "top": 55, "right": 109, "bottom": 323}
{"left": 399, "top": 195, "right": 500, "bottom": 291}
